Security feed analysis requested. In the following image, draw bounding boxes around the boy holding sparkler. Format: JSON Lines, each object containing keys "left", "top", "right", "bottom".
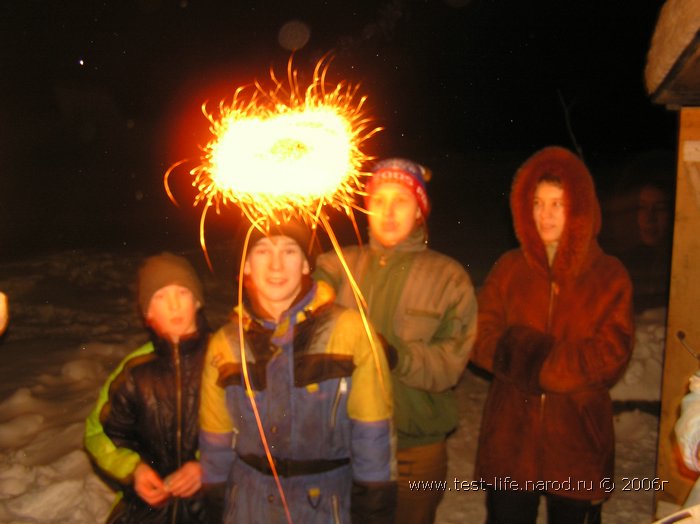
{"left": 314, "top": 158, "right": 478, "bottom": 524}
{"left": 84, "top": 252, "right": 210, "bottom": 523}
{"left": 199, "top": 219, "right": 397, "bottom": 524}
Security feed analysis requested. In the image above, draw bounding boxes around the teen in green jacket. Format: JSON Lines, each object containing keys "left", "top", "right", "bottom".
{"left": 315, "top": 158, "right": 477, "bottom": 524}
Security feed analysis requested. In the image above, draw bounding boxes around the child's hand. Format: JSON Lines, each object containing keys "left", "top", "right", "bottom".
{"left": 134, "top": 462, "right": 170, "bottom": 506}
{"left": 164, "top": 461, "right": 202, "bottom": 498}
{"left": 0, "top": 292, "right": 7, "bottom": 336}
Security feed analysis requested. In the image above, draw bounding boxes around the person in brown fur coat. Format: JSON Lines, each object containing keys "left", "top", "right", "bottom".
{"left": 470, "top": 146, "right": 634, "bottom": 524}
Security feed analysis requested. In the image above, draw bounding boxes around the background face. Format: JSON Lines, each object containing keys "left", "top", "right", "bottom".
{"left": 637, "top": 185, "right": 671, "bottom": 247}
{"left": 367, "top": 182, "right": 421, "bottom": 248}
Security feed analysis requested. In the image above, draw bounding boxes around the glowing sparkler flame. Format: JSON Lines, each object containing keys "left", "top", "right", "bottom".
{"left": 173, "top": 55, "right": 382, "bottom": 238}
{"left": 209, "top": 108, "right": 351, "bottom": 197}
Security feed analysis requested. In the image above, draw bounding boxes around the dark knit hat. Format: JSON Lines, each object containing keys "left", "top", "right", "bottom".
{"left": 365, "top": 157, "right": 432, "bottom": 217}
{"left": 245, "top": 218, "right": 318, "bottom": 266}
{"left": 137, "top": 252, "right": 204, "bottom": 317}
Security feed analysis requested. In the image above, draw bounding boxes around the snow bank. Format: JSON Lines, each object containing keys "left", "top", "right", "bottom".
{"left": 611, "top": 307, "right": 666, "bottom": 403}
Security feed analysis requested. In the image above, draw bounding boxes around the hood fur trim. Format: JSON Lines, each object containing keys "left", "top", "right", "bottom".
{"left": 510, "top": 146, "right": 602, "bottom": 278}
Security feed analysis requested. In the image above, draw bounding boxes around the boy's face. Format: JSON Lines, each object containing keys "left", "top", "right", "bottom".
{"left": 244, "top": 235, "right": 309, "bottom": 320}
{"left": 533, "top": 181, "right": 566, "bottom": 246}
{"left": 367, "top": 182, "right": 421, "bottom": 248}
{"left": 146, "top": 284, "right": 200, "bottom": 343}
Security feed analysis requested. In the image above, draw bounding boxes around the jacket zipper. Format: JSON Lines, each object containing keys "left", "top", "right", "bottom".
{"left": 538, "top": 278, "right": 558, "bottom": 481}
{"left": 171, "top": 342, "right": 183, "bottom": 524}
{"left": 546, "top": 280, "right": 557, "bottom": 333}
{"left": 365, "top": 250, "right": 388, "bottom": 314}
{"left": 175, "top": 342, "right": 183, "bottom": 466}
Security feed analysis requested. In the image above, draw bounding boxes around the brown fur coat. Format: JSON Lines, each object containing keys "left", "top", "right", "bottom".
{"left": 471, "top": 146, "right": 634, "bottom": 501}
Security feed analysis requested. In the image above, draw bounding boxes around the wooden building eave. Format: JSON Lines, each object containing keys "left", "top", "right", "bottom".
{"left": 649, "top": 29, "right": 700, "bottom": 109}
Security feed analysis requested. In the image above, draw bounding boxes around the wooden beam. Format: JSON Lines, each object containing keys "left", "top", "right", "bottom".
{"left": 656, "top": 107, "right": 700, "bottom": 514}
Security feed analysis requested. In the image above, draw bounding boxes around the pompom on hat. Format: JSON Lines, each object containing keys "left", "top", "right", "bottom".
{"left": 137, "top": 252, "right": 204, "bottom": 318}
{"left": 364, "top": 157, "right": 432, "bottom": 217}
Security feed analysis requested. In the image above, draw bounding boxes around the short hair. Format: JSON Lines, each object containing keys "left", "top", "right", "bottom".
{"left": 537, "top": 172, "right": 563, "bottom": 187}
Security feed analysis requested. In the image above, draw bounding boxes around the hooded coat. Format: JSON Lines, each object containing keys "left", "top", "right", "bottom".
{"left": 471, "top": 146, "right": 634, "bottom": 501}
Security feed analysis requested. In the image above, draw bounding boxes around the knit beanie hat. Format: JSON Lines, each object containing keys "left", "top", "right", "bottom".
{"left": 365, "top": 157, "right": 432, "bottom": 217}
{"left": 137, "top": 252, "right": 204, "bottom": 317}
{"left": 246, "top": 218, "right": 318, "bottom": 267}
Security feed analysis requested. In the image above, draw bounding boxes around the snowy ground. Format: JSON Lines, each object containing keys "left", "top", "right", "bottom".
{"left": 0, "top": 247, "right": 668, "bottom": 523}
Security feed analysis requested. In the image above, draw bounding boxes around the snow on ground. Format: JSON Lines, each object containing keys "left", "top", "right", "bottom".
{"left": 0, "top": 248, "right": 666, "bottom": 523}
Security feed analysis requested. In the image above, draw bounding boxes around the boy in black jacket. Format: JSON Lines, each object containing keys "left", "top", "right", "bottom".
{"left": 85, "top": 252, "right": 210, "bottom": 523}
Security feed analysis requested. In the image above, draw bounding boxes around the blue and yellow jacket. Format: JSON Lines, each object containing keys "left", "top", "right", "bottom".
{"left": 199, "top": 280, "right": 396, "bottom": 523}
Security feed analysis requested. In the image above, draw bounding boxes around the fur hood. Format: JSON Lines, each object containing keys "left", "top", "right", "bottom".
{"left": 510, "top": 146, "right": 602, "bottom": 279}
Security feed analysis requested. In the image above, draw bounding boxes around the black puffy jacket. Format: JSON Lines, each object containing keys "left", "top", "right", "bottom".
{"left": 94, "top": 313, "right": 210, "bottom": 523}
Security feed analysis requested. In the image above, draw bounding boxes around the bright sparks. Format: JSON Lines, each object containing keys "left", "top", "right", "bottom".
{"left": 209, "top": 108, "right": 352, "bottom": 198}
{"left": 174, "top": 55, "right": 383, "bottom": 232}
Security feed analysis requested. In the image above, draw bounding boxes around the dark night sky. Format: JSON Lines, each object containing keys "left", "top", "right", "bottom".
{"left": 0, "top": 0, "right": 677, "bottom": 262}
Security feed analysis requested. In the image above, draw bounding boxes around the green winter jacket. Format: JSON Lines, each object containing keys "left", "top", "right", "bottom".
{"left": 314, "top": 228, "right": 477, "bottom": 448}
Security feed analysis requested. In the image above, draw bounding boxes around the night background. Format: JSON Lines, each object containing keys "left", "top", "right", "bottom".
{"left": 0, "top": 0, "right": 677, "bottom": 279}
{"left": 0, "top": 3, "right": 679, "bottom": 520}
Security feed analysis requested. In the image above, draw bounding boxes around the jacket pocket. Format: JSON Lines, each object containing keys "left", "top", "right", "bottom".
{"left": 394, "top": 308, "right": 441, "bottom": 342}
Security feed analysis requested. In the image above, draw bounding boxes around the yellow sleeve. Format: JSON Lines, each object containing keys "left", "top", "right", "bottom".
{"left": 331, "top": 309, "right": 393, "bottom": 423}
{"left": 199, "top": 328, "right": 235, "bottom": 434}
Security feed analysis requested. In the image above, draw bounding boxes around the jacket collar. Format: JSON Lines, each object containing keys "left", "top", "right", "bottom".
{"left": 235, "top": 279, "right": 336, "bottom": 339}
{"left": 368, "top": 225, "right": 428, "bottom": 257}
{"left": 148, "top": 310, "right": 209, "bottom": 357}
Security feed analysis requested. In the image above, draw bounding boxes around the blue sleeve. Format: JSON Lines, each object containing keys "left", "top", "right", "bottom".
{"left": 199, "top": 430, "right": 236, "bottom": 484}
{"left": 351, "top": 419, "right": 395, "bottom": 483}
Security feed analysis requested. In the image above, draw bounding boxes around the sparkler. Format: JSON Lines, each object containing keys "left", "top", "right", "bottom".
{"left": 165, "top": 54, "right": 382, "bottom": 255}
{"left": 166, "top": 55, "right": 388, "bottom": 524}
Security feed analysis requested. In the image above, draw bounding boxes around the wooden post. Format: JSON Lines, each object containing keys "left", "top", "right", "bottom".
{"left": 656, "top": 107, "right": 700, "bottom": 513}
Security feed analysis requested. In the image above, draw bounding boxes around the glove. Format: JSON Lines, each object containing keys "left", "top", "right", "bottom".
{"left": 376, "top": 333, "right": 398, "bottom": 370}
{"left": 493, "top": 325, "right": 554, "bottom": 394}
{"left": 351, "top": 480, "right": 397, "bottom": 524}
